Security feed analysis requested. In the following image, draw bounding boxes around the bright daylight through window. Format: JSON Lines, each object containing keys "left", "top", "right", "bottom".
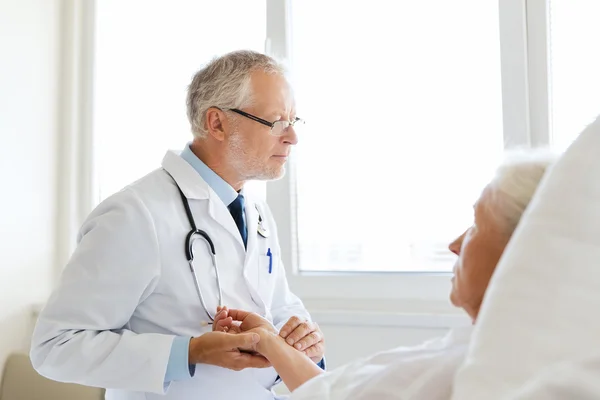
{"left": 93, "top": 1, "right": 598, "bottom": 277}
{"left": 289, "top": 1, "right": 504, "bottom": 272}
{"left": 93, "top": 0, "right": 266, "bottom": 203}
{"left": 549, "top": 0, "right": 600, "bottom": 151}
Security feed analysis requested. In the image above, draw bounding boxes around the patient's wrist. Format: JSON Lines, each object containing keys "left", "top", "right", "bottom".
{"left": 257, "top": 330, "right": 284, "bottom": 358}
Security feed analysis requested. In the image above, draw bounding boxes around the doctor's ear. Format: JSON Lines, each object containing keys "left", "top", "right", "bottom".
{"left": 205, "top": 107, "right": 228, "bottom": 141}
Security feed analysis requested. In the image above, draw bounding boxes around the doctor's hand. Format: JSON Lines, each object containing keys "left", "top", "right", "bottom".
{"left": 279, "top": 316, "right": 325, "bottom": 363}
{"left": 188, "top": 331, "right": 271, "bottom": 371}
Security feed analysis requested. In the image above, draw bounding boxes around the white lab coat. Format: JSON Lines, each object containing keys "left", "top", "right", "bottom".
{"left": 30, "top": 150, "right": 312, "bottom": 400}
{"left": 291, "top": 326, "right": 472, "bottom": 400}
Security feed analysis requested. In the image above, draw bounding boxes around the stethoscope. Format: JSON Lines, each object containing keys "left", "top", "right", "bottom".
{"left": 177, "top": 186, "right": 223, "bottom": 322}
{"left": 175, "top": 182, "right": 270, "bottom": 323}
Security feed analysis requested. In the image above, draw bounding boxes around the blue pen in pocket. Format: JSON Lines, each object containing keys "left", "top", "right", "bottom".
{"left": 267, "top": 248, "right": 273, "bottom": 273}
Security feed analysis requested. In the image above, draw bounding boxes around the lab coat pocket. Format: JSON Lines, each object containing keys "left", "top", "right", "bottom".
{"left": 258, "top": 255, "right": 277, "bottom": 307}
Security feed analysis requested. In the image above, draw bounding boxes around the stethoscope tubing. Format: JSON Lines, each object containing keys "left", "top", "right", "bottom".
{"left": 176, "top": 183, "right": 223, "bottom": 322}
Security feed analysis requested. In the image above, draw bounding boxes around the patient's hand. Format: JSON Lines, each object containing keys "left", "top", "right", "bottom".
{"left": 213, "top": 307, "right": 276, "bottom": 334}
{"left": 213, "top": 306, "right": 241, "bottom": 333}
{"left": 247, "top": 327, "right": 281, "bottom": 356}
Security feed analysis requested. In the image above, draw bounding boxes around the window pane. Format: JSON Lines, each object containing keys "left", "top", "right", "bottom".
{"left": 290, "top": 1, "right": 504, "bottom": 272}
{"left": 93, "top": 0, "right": 266, "bottom": 203}
{"left": 549, "top": 0, "right": 600, "bottom": 151}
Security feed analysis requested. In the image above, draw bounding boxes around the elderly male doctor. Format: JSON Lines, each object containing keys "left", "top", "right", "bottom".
{"left": 30, "top": 50, "right": 325, "bottom": 400}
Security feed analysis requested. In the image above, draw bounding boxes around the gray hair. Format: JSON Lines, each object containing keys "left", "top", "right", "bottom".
{"left": 186, "top": 50, "right": 286, "bottom": 139}
{"left": 484, "top": 149, "right": 558, "bottom": 235}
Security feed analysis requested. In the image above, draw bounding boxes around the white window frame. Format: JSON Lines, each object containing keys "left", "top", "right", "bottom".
{"left": 54, "top": 0, "right": 97, "bottom": 282}
{"left": 56, "top": 0, "right": 552, "bottom": 309}
{"left": 265, "top": 0, "right": 552, "bottom": 306}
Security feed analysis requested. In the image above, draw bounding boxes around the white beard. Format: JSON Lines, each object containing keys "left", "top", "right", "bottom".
{"left": 227, "top": 129, "right": 285, "bottom": 181}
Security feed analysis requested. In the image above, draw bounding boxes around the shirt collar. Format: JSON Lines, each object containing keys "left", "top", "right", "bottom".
{"left": 180, "top": 143, "right": 239, "bottom": 206}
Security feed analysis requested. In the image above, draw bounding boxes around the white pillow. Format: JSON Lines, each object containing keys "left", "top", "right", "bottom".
{"left": 451, "top": 115, "right": 600, "bottom": 400}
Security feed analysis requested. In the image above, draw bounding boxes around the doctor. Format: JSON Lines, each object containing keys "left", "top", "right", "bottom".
{"left": 30, "top": 50, "right": 325, "bottom": 400}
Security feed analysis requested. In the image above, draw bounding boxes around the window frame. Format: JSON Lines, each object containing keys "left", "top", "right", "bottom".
{"left": 58, "top": 0, "right": 553, "bottom": 308}
{"left": 54, "top": 0, "right": 97, "bottom": 280}
{"left": 265, "top": 0, "right": 552, "bottom": 303}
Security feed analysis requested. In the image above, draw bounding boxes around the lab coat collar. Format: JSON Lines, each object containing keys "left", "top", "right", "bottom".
{"left": 179, "top": 143, "right": 238, "bottom": 206}
{"left": 162, "top": 149, "right": 264, "bottom": 257}
{"left": 161, "top": 150, "right": 210, "bottom": 200}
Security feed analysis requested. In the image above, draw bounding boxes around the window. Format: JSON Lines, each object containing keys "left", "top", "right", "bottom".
{"left": 549, "top": 0, "right": 600, "bottom": 151}
{"left": 93, "top": 0, "right": 267, "bottom": 204}
{"left": 65, "top": 0, "right": 599, "bottom": 302}
{"left": 287, "top": 1, "right": 504, "bottom": 272}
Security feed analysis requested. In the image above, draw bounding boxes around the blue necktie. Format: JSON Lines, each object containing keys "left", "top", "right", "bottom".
{"left": 228, "top": 194, "right": 247, "bottom": 248}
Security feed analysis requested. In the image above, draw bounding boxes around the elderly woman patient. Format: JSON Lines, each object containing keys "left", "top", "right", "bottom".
{"left": 214, "top": 151, "right": 557, "bottom": 399}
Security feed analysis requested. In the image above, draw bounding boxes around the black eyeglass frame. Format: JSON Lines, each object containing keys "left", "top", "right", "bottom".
{"left": 227, "top": 108, "right": 304, "bottom": 135}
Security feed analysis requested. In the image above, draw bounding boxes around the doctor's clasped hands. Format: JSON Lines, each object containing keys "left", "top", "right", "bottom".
{"left": 187, "top": 329, "right": 268, "bottom": 371}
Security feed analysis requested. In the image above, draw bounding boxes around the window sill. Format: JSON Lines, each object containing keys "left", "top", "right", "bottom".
{"left": 309, "top": 308, "right": 469, "bottom": 328}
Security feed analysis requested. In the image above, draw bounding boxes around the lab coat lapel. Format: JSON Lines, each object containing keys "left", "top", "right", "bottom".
{"left": 162, "top": 150, "right": 246, "bottom": 250}
{"left": 207, "top": 195, "right": 246, "bottom": 251}
{"left": 244, "top": 199, "right": 259, "bottom": 266}
{"left": 242, "top": 196, "right": 268, "bottom": 313}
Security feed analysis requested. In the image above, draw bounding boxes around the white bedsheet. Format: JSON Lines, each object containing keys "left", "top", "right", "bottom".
{"left": 291, "top": 326, "right": 472, "bottom": 400}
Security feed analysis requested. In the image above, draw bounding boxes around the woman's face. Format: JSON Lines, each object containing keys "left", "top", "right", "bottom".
{"left": 449, "top": 188, "right": 510, "bottom": 321}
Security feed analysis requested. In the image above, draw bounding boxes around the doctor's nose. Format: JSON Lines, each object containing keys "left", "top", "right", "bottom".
{"left": 282, "top": 126, "right": 299, "bottom": 145}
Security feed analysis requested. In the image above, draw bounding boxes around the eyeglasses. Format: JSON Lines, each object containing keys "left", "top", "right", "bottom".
{"left": 228, "top": 108, "right": 304, "bottom": 136}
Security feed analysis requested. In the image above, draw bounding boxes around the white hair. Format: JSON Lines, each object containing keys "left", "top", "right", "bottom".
{"left": 484, "top": 149, "right": 559, "bottom": 235}
{"left": 186, "top": 50, "right": 286, "bottom": 139}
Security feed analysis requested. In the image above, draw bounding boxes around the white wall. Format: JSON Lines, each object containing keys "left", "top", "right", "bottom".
{"left": 313, "top": 321, "right": 448, "bottom": 369}
{"left": 305, "top": 299, "right": 468, "bottom": 369}
{"left": 0, "top": 0, "right": 60, "bottom": 377}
